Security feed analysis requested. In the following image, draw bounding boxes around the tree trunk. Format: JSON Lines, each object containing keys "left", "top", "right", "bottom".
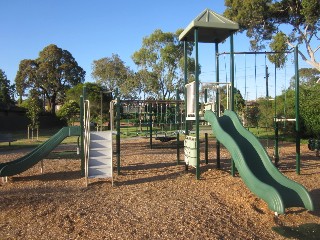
{"left": 48, "top": 94, "right": 57, "bottom": 115}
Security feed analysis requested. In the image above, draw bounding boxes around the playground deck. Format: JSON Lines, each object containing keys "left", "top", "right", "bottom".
{"left": 0, "top": 137, "right": 319, "bottom": 239}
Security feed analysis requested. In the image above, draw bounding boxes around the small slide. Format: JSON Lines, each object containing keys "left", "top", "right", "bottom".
{"left": 204, "top": 110, "right": 314, "bottom": 214}
{"left": 0, "top": 126, "right": 81, "bottom": 177}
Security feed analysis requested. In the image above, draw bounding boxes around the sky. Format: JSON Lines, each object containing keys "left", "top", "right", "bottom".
{"left": 0, "top": 0, "right": 312, "bottom": 100}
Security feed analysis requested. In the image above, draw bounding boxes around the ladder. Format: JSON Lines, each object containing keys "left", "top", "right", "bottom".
{"left": 87, "top": 131, "right": 113, "bottom": 186}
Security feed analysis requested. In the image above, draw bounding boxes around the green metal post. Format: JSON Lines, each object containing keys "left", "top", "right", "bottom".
{"left": 215, "top": 43, "right": 221, "bottom": 169}
{"left": 80, "top": 95, "right": 85, "bottom": 176}
{"left": 184, "top": 40, "right": 189, "bottom": 172}
{"left": 294, "top": 46, "right": 300, "bottom": 174}
{"left": 230, "top": 33, "right": 236, "bottom": 176}
{"left": 177, "top": 132, "right": 180, "bottom": 164}
{"left": 274, "top": 62, "right": 279, "bottom": 166}
{"left": 230, "top": 34, "right": 235, "bottom": 111}
{"left": 149, "top": 112, "right": 153, "bottom": 149}
{"left": 184, "top": 41, "right": 188, "bottom": 136}
{"left": 274, "top": 120, "right": 279, "bottom": 166}
{"left": 83, "top": 85, "right": 87, "bottom": 101}
{"left": 195, "top": 28, "right": 200, "bottom": 180}
{"left": 204, "top": 89, "right": 208, "bottom": 103}
{"left": 116, "top": 88, "right": 121, "bottom": 175}
{"left": 176, "top": 89, "right": 180, "bottom": 130}
{"left": 205, "top": 133, "right": 208, "bottom": 164}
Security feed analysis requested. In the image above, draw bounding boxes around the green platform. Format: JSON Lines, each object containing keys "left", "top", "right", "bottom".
{"left": 204, "top": 110, "right": 314, "bottom": 214}
{"left": 0, "top": 126, "right": 81, "bottom": 177}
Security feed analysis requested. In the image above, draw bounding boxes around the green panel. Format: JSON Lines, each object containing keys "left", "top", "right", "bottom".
{"left": 0, "top": 127, "right": 81, "bottom": 177}
{"left": 204, "top": 110, "right": 314, "bottom": 214}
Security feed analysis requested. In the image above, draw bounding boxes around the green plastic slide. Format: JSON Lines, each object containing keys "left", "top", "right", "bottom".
{"left": 0, "top": 126, "right": 81, "bottom": 177}
{"left": 204, "top": 110, "right": 314, "bottom": 214}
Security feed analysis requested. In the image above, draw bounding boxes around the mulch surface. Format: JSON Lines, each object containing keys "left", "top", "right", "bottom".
{"left": 0, "top": 137, "right": 319, "bottom": 239}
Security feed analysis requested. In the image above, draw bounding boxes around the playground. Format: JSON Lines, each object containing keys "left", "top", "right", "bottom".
{"left": 0, "top": 136, "right": 319, "bottom": 239}
{"left": 1, "top": 7, "right": 320, "bottom": 239}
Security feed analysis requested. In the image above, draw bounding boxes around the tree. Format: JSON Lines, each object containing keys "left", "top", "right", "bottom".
{"left": 289, "top": 68, "right": 320, "bottom": 88}
{"left": 224, "top": 0, "right": 320, "bottom": 70}
{"left": 57, "top": 100, "right": 80, "bottom": 126}
{"left": 20, "top": 89, "right": 42, "bottom": 139}
{"left": 300, "top": 84, "right": 320, "bottom": 137}
{"left": 15, "top": 44, "right": 86, "bottom": 115}
{"left": 65, "top": 82, "right": 113, "bottom": 128}
{"left": 0, "top": 69, "right": 15, "bottom": 109}
{"left": 91, "top": 54, "right": 133, "bottom": 97}
{"left": 132, "top": 29, "right": 194, "bottom": 100}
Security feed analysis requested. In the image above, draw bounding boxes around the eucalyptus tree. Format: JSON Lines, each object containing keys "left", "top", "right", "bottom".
{"left": 224, "top": 0, "right": 320, "bottom": 70}
{"left": 132, "top": 29, "right": 194, "bottom": 100}
{"left": 15, "top": 44, "right": 85, "bottom": 115}
{"left": 91, "top": 53, "right": 133, "bottom": 95}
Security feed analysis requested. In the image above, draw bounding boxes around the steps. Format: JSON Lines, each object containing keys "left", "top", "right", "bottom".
{"left": 88, "top": 131, "right": 113, "bottom": 183}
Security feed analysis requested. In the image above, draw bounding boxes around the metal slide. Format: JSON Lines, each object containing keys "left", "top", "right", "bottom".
{"left": 204, "top": 110, "right": 314, "bottom": 214}
{"left": 0, "top": 126, "right": 81, "bottom": 177}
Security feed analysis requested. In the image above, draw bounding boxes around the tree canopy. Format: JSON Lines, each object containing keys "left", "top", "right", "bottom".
{"left": 0, "top": 69, "right": 15, "bottom": 109}
{"left": 15, "top": 44, "right": 86, "bottom": 115}
{"left": 64, "top": 82, "right": 113, "bottom": 127}
{"left": 91, "top": 53, "right": 134, "bottom": 99}
{"left": 132, "top": 29, "right": 194, "bottom": 100}
{"left": 224, "top": 0, "right": 320, "bottom": 70}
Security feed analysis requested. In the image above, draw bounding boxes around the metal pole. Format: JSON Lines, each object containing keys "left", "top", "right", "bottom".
{"left": 230, "top": 33, "right": 236, "bottom": 176}
{"left": 100, "top": 91, "right": 102, "bottom": 131}
{"left": 274, "top": 120, "right": 279, "bottom": 166}
{"left": 149, "top": 112, "right": 153, "bottom": 149}
{"left": 215, "top": 43, "right": 220, "bottom": 169}
{"left": 177, "top": 132, "right": 180, "bottom": 164}
{"left": 184, "top": 41, "right": 188, "bottom": 136}
{"left": 195, "top": 28, "right": 200, "bottom": 180}
{"left": 176, "top": 89, "right": 180, "bottom": 130}
{"left": 230, "top": 34, "right": 235, "bottom": 111}
{"left": 215, "top": 43, "right": 221, "bottom": 169}
{"left": 294, "top": 46, "right": 300, "bottom": 174}
{"left": 205, "top": 133, "right": 208, "bottom": 164}
{"left": 116, "top": 88, "right": 121, "bottom": 175}
{"left": 80, "top": 95, "right": 85, "bottom": 176}
{"left": 274, "top": 62, "right": 279, "bottom": 165}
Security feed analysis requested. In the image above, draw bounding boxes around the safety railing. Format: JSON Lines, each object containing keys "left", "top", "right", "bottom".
{"left": 83, "top": 100, "right": 91, "bottom": 187}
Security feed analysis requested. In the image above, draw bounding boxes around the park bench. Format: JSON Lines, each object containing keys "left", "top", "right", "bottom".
{"left": 0, "top": 133, "right": 17, "bottom": 146}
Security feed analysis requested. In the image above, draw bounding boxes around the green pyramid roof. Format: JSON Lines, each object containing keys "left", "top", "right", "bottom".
{"left": 179, "top": 8, "right": 239, "bottom": 43}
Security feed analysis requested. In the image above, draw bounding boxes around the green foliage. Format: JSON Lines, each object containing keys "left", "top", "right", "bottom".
{"left": 0, "top": 69, "right": 15, "bottom": 108}
{"left": 22, "top": 90, "right": 42, "bottom": 129}
{"left": 57, "top": 100, "right": 80, "bottom": 126}
{"left": 300, "top": 84, "right": 320, "bottom": 137}
{"left": 289, "top": 68, "right": 320, "bottom": 88}
{"left": 274, "top": 67, "right": 320, "bottom": 137}
{"left": 132, "top": 29, "right": 194, "bottom": 100}
{"left": 224, "top": 0, "right": 320, "bottom": 70}
{"left": 15, "top": 44, "right": 85, "bottom": 115}
{"left": 268, "top": 32, "right": 288, "bottom": 68}
{"left": 256, "top": 97, "right": 274, "bottom": 129}
{"left": 244, "top": 102, "right": 260, "bottom": 127}
{"left": 65, "top": 82, "right": 113, "bottom": 126}
{"left": 91, "top": 54, "right": 134, "bottom": 99}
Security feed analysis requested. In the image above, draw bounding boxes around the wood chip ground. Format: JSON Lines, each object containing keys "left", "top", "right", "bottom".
{"left": 1, "top": 138, "right": 319, "bottom": 239}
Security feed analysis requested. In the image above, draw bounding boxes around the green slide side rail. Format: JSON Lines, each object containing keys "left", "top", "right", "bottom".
{"left": 0, "top": 126, "right": 81, "bottom": 177}
{"left": 204, "top": 110, "right": 314, "bottom": 214}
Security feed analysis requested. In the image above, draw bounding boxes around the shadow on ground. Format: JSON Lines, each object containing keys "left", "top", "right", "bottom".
{"left": 272, "top": 223, "right": 320, "bottom": 240}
